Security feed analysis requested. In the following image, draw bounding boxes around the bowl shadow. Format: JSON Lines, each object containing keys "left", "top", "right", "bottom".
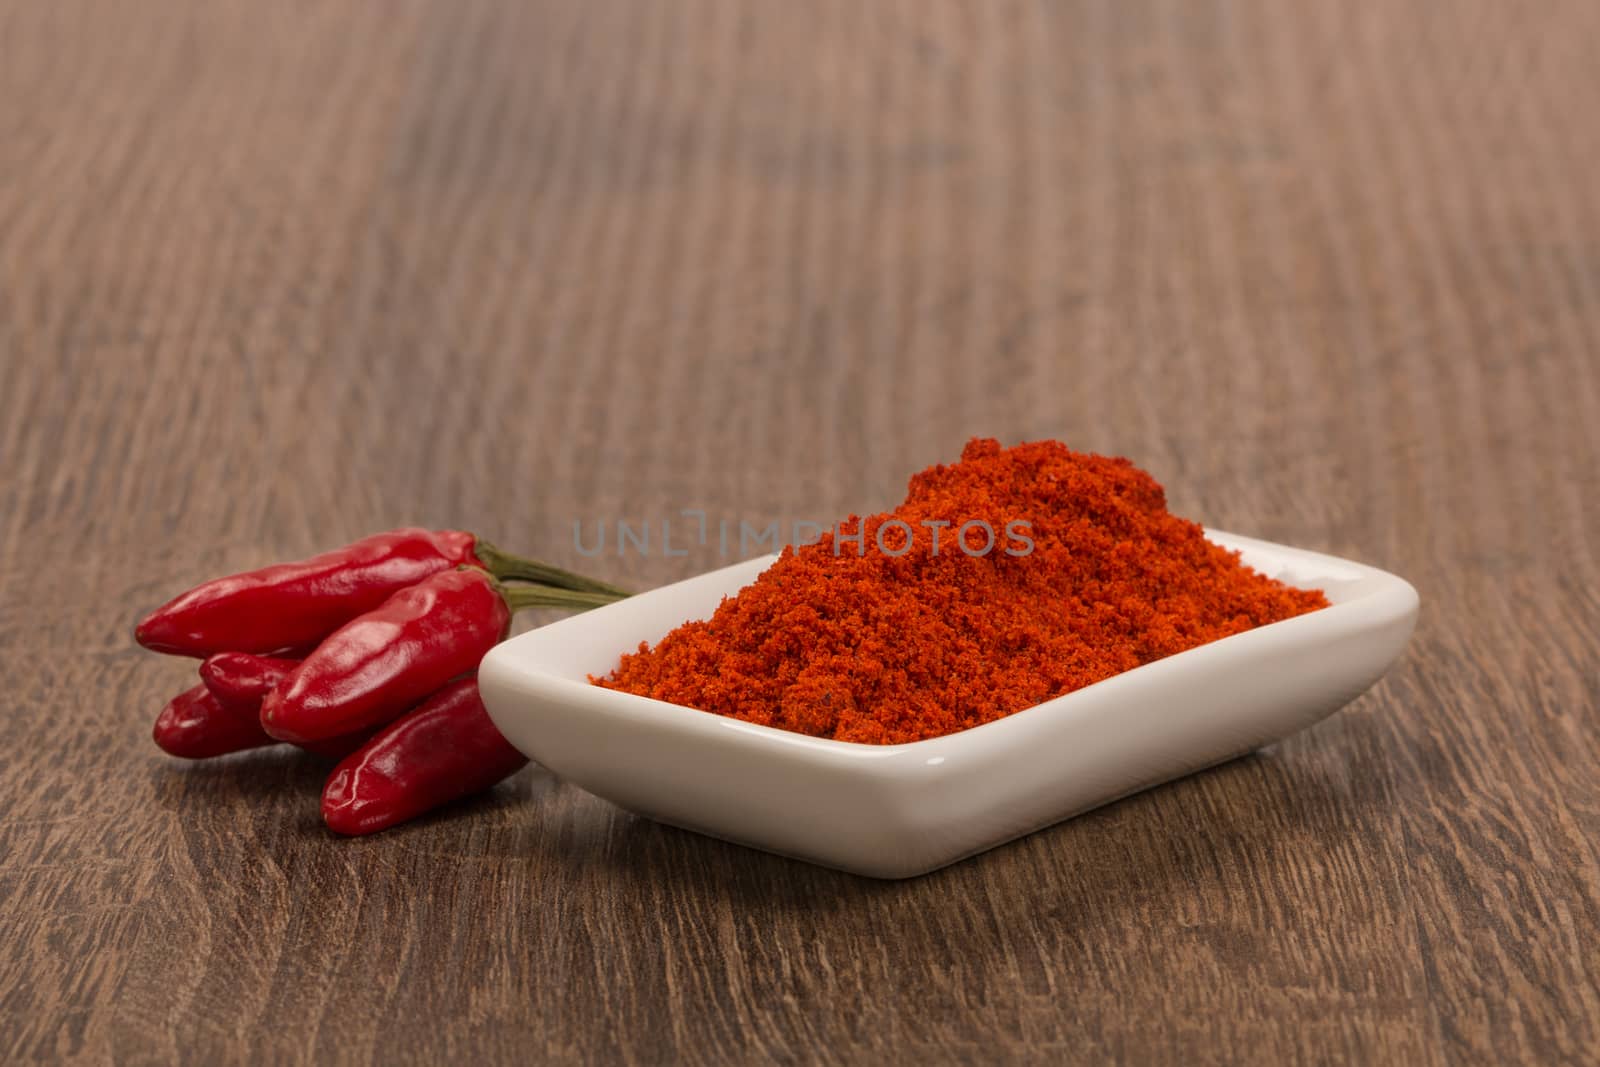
{"left": 484, "top": 725, "right": 1390, "bottom": 932}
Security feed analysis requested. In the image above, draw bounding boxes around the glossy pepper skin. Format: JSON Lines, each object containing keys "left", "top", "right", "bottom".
{"left": 321, "top": 677, "right": 527, "bottom": 835}
{"left": 134, "top": 528, "right": 481, "bottom": 658}
{"left": 199, "top": 652, "right": 301, "bottom": 711}
{"left": 153, "top": 684, "right": 276, "bottom": 759}
{"left": 260, "top": 568, "right": 510, "bottom": 744}
{"left": 195, "top": 652, "right": 374, "bottom": 759}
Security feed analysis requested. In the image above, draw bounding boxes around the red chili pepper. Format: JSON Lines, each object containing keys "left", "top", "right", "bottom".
{"left": 153, "top": 684, "right": 276, "bottom": 759}
{"left": 298, "top": 729, "right": 381, "bottom": 761}
{"left": 321, "top": 677, "right": 527, "bottom": 835}
{"left": 135, "top": 528, "right": 481, "bottom": 658}
{"left": 260, "top": 568, "right": 510, "bottom": 744}
{"left": 196, "top": 652, "right": 378, "bottom": 759}
{"left": 153, "top": 685, "right": 372, "bottom": 761}
{"left": 199, "top": 651, "right": 301, "bottom": 711}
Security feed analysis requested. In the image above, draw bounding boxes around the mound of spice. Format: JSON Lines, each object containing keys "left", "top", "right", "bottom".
{"left": 594, "top": 438, "right": 1329, "bottom": 744}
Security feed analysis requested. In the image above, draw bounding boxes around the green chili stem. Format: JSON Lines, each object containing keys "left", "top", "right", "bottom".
{"left": 475, "top": 539, "right": 631, "bottom": 598}
{"left": 497, "top": 582, "right": 628, "bottom": 613}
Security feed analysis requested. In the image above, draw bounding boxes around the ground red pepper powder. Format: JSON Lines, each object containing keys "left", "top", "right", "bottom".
{"left": 594, "top": 439, "right": 1329, "bottom": 744}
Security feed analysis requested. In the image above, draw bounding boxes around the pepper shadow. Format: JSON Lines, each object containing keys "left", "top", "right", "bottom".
{"left": 146, "top": 745, "right": 340, "bottom": 808}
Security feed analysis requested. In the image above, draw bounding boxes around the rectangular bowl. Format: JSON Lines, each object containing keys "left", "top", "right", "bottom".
{"left": 478, "top": 530, "right": 1419, "bottom": 879}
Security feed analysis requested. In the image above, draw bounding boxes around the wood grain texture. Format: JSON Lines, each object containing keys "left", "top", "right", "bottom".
{"left": 2, "top": 0, "right": 1598, "bottom": 1062}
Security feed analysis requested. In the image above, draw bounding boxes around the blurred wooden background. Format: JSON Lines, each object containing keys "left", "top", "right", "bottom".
{"left": 2, "top": 1, "right": 1597, "bottom": 1062}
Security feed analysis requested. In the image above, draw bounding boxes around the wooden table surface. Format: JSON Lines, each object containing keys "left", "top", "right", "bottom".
{"left": 4, "top": 2, "right": 1598, "bottom": 1063}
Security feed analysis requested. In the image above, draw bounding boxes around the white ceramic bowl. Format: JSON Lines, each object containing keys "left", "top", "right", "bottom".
{"left": 479, "top": 531, "right": 1419, "bottom": 879}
